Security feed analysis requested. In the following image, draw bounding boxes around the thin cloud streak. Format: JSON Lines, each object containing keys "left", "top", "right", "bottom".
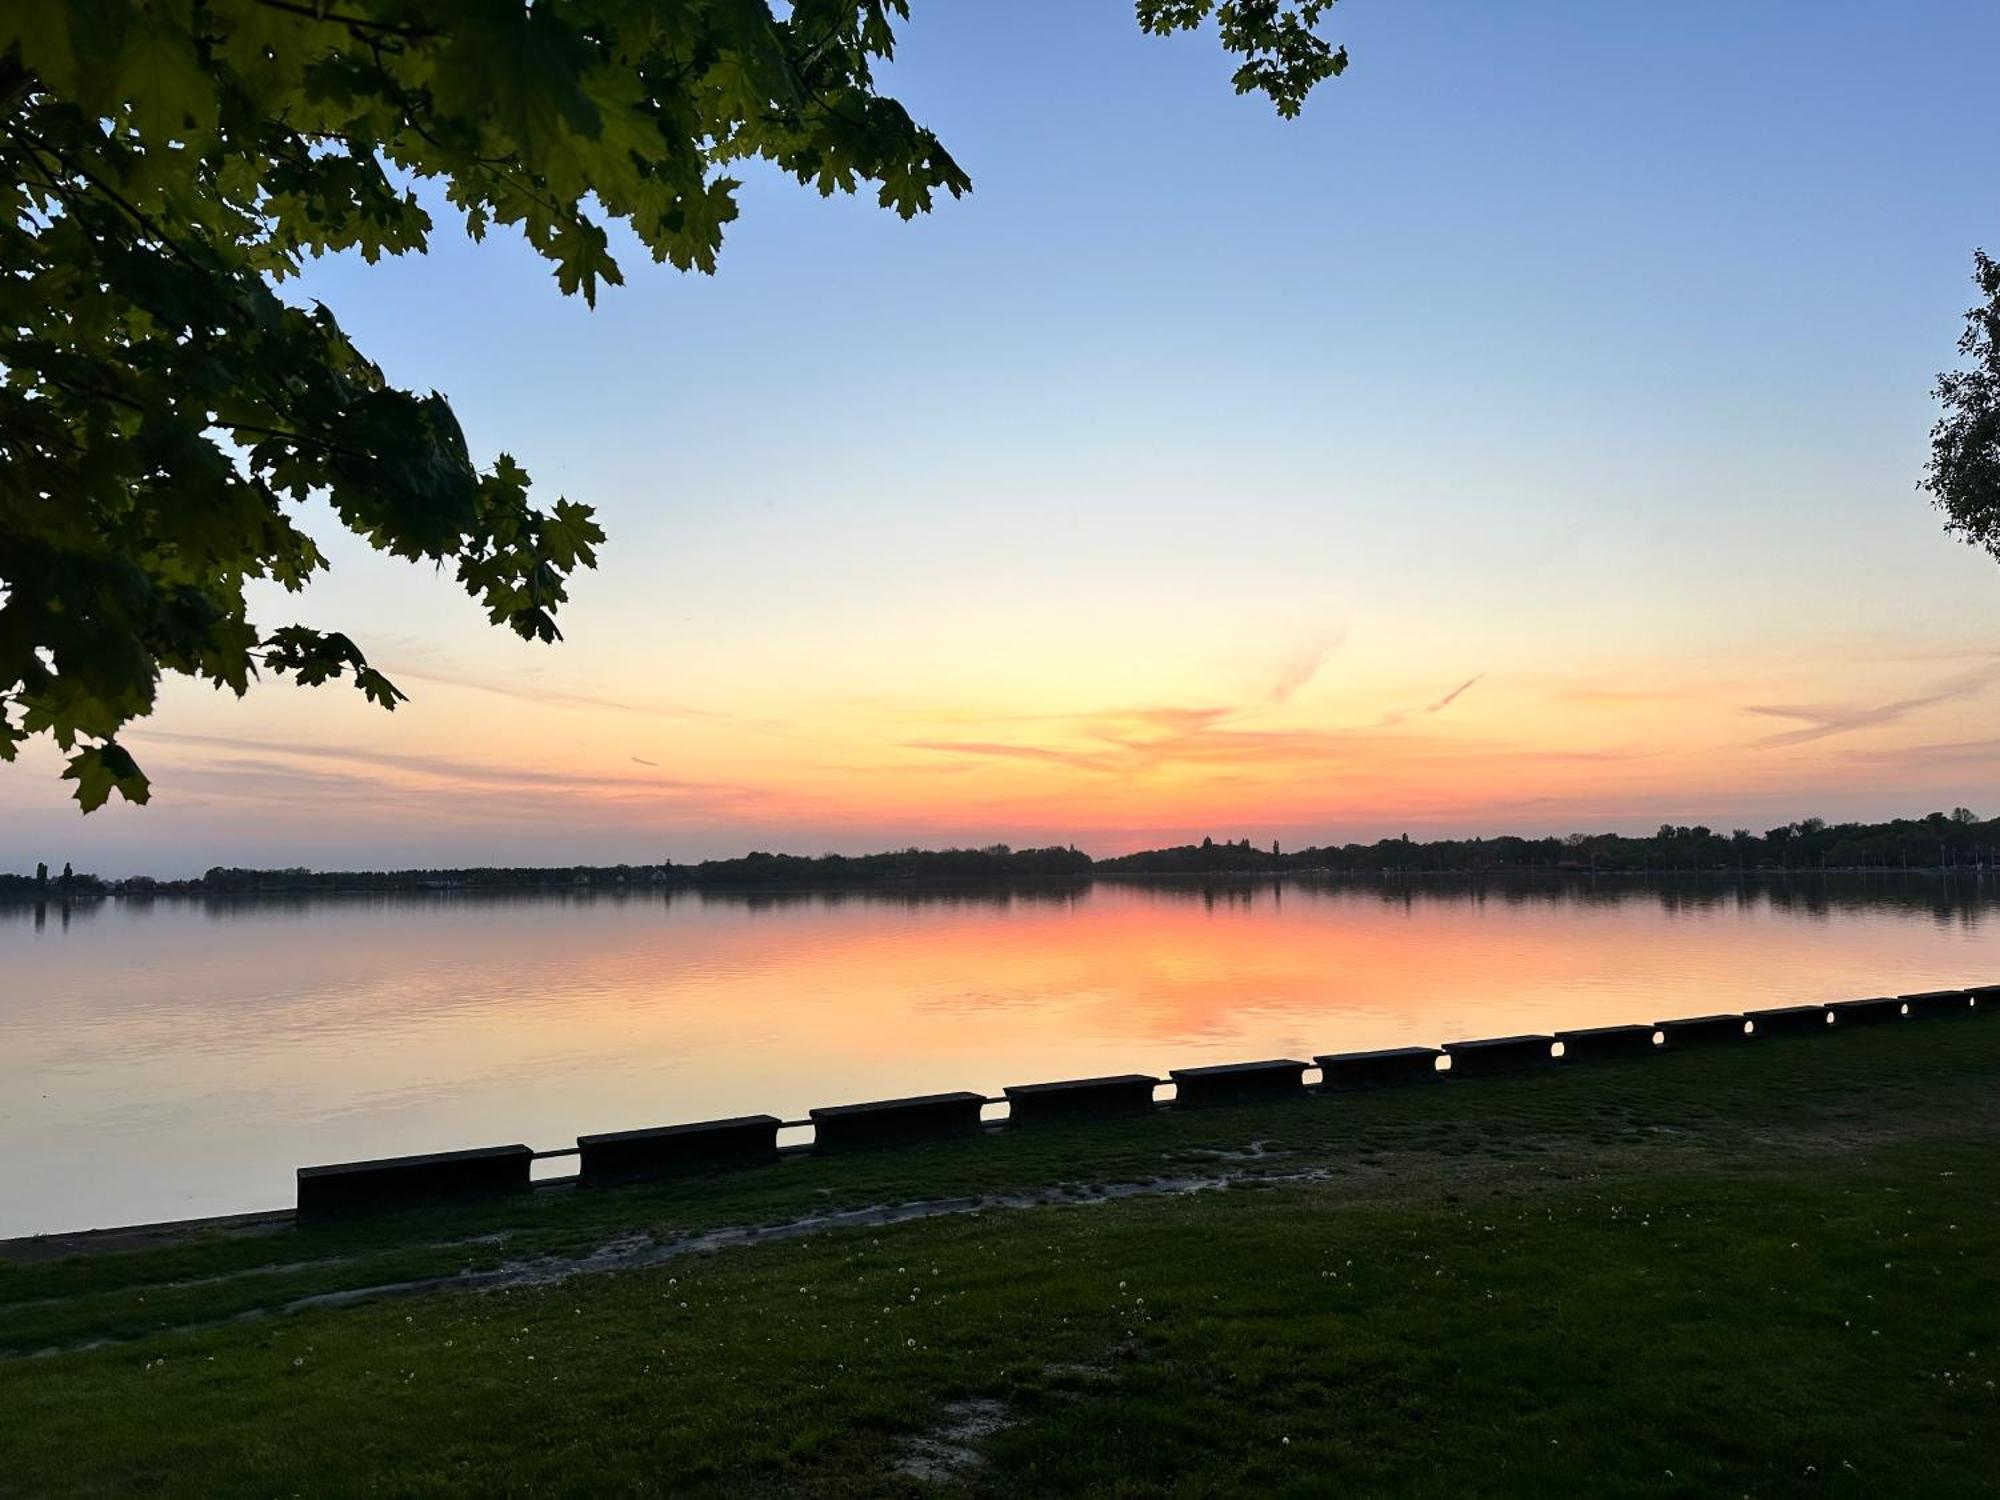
{"left": 1376, "top": 671, "right": 1488, "bottom": 726}
{"left": 904, "top": 690, "right": 1644, "bottom": 781}
{"left": 1268, "top": 625, "right": 1348, "bottom": 705}
{"left": 382, "top": 663, "right": 809, "bottom": 742}
{"left": 1426, "top": 672, "right": 1486, "bottom": 714}
{"left": 135, "top": 729, "right": 761, "bottom": 802}
{"left": 1747, "top": 665, "right": 2000, "bottom": 748}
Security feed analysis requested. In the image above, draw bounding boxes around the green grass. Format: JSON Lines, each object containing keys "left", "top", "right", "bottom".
{"left": 3, "top": 1021, "right": 1998, "bottom": 1495}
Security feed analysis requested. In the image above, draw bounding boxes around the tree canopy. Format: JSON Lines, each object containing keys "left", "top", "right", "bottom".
{"left": 1, "top": 1, "right": 1348, "bottom": 810}
{"left": 1926, "top": 249, "right": 2000, "bottom": 566}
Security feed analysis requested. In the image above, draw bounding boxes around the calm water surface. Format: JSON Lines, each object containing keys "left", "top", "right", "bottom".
{"left": 4, "top": 875, "right": 1998, "bottom": 1238}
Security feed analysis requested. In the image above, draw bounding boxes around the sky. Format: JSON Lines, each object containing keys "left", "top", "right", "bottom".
{"left": 8, "top": 0, "right": 2000, "bottom": 876}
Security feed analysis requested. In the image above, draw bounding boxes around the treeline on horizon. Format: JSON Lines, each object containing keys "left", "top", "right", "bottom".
{"left": 0, "top": 844, "right": 1095, "bottom": 899}
{"left": 6, "top": 809, "right": 2000, "bottom": 898}
{"left": 1099, "top": 808, "right": 1996, "bottom": 875}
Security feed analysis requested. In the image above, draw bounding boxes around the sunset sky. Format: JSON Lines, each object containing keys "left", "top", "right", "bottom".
{"left": 9, "top": 0, "right": 2000, "bottom": 875}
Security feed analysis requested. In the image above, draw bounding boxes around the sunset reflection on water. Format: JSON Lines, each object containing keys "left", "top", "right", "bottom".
{"left": 4, "top": 875, "right": 1999, "bottom": 1237}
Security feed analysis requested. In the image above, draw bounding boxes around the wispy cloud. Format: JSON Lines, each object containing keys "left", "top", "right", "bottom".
{"left": 1840, "top": 735, "right": 2000, "bottom": 769}
{"left": 1268, "top": 625, "right": 1348, "bottom": 705}
{"left": 1747, "top": 665, "right": 2000, "bottom": 748}
{"left": 903, "top": 739, "right": 1117, "bottom": 772}
{"left": 1376, "top": 671, "right": 1487, "bottom": 726}
{"left": 1079, "top": 707, "right": 1234, "bottom": 741}
{"left": 381, "top": 663, "right": 808, "bottom": 741}
{"left": 1425, "top": 672, "right": 1486, "bottom": 714}
{"left": 134, "top": 729, "right": 761, "bottom": 803}
{"left": 900, "top": 676, "right": 1611, "bottom": 783}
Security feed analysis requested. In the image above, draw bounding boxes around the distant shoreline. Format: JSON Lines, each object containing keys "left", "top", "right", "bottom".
{"left": 4, "top": 863, "right": 1997, "bottom": 907}
{"left": 9, "top": 809, "right": 2000, "bottom": 900}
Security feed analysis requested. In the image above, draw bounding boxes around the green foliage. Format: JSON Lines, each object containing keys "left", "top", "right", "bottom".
{"left": 1926, "top": 249, "right": 2000, "bottom": 562}
{"left": 1, "top": 3, "right": 1349, "bottom": 811}
{"left": 1138, "top": 1, "right": 1348, "bottom": 117}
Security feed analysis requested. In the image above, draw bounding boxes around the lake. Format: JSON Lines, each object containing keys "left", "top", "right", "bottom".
{"left": 4, "top": 875, "right": 1998, "bottom": 1239}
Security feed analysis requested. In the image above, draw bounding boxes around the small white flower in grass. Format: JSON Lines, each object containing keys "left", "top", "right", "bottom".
{"left": 906, "top": 1338, "right": 916, "bottom": 1349}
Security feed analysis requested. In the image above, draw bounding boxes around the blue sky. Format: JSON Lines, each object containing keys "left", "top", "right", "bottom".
{"left": 8, "top": 0, "right": 2000, "bottom": 874}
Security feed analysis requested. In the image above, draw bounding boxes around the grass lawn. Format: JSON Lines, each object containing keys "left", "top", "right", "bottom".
{"left": 3, "top": 1019, "right": 1997, "bottom": 1495}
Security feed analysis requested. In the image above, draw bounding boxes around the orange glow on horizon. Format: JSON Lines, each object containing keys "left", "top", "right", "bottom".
{"left": 55, "top": 630, "right": 2000, "bottom": 865}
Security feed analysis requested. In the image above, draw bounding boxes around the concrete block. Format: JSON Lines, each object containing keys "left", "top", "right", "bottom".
{"left": 297, "top": 1144, "right": 531, "bottom": 1222}
{"left": 1441, "top": 1035, "right": 1555, "bottom": 1077}
{"left": 1656, "top": 1014, "right": 1750, "bottom": 1048}
{"left": 1554, "top": 1024, "right": 1659, "bottom": 1062}
{"left": 1745, "top": 1004, "right": 1832, "bottom": 1037}
{"left": 1899, "top": 989, "right": 1975, "bottom": 1020}
{"left": 1003, "top": 1075, "right": 1159, "bottom": 1125}
{"left": 1829, "top": 996, "right": 1905, "bottom": 1027}
{"left": 810, "top": 1092, "right": 986, "bottom": 1152}
{"left": 1313, "top": 1046, "right": 1442, "bottom": 1090}
{"left": 577, "top": 1115, "right": 780, "bottom": 1186}
{"left": 1168, "top": 1059, "right": 1309, "bottom": 1108}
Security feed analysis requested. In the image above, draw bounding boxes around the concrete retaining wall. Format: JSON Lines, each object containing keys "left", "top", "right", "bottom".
{"left": 1004, "top": 1075, "right": 1159, "bottom": 1125}
{"left": 1657, "top": 1014, "right": 1750, "bottom": 1048}
{"left": 1830, "top": 996, "right": 1905, "bottom": 1026}
{"left": 292, "top": 974, "right": 2000, "bottom": 1218}
{"left": 810, "top": 1092, "right": 986, "bottom": 1152}
{"left": 1746, "top": 1004, "right": 1831, "bottom": 1036}
{"left": 1900, "top": 989, "right": 1975, "bottom": 1019}
{"left": 1169, "top": 1060, "right": 1309, "bottom": 1107}
{"left": 577, "top": 1116, "right": 780, "bottom": 1186}
{"left": 297, "top": 1144, "right": 532, "bottom": 1222}
{"left": 1314, "top": 1046, "right": 1442, "bottom": 1090}
{"left": 1442, "top": 1035, "right": 1554, "bottom": 1077}
{"left": 1555, "top": 1024, "right": 1658, "bottom": 1062}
